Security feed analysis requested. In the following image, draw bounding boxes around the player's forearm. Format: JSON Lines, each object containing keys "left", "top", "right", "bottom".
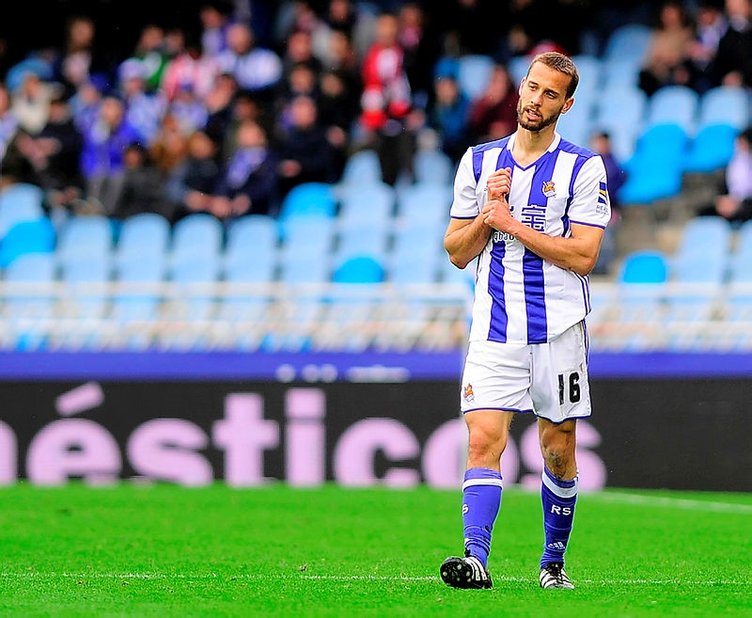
{"left": 506, "top": 221, "right": 599, "bottom": 276}
{"left": 444, "top": 217, "right": 492, "bottom": 269}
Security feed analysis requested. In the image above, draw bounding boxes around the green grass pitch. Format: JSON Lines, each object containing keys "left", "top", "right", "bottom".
{"left": 0, "top": 483, "right": 750, "bottom": 617}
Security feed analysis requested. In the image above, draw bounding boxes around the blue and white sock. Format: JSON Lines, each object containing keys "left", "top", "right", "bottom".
{"left": 540, "top": 466, "right": 578, "bottom": 569}
{"left": 462, "top": 468, "right": 502, "bottom": 568}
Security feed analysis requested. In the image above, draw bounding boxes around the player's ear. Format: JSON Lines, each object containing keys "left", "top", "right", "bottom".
{"left": 561, "top": 97, "right": 575, "bottom": 115}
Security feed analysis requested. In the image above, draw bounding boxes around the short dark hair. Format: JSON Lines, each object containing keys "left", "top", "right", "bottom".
{"left": 528, "top": 52, "right": 579, "bottom": 99}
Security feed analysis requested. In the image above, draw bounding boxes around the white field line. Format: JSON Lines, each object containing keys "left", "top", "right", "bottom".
{"left": 0, "top": 573, "right": 745, "bottom": 586}
{"left": 586, "top": 491, "right": 752, "bottom": 514}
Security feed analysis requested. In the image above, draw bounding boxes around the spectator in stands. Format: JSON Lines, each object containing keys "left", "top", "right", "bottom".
{"left": 55, "top": 15, "right": 98, "bottom": 99}
{"left": 202, "top": 71, "right": 240, "bottom": 147}
{"left": 317, "top": 68, "right": 358, "bottom": 180}
{"left": 166, "top": 129, "right": 222, "bottom": 223}
{"left": 215, "top": 22, "right": 283, "bottom": 108}
{"left": 687, "top": 0, "right": 728, "bottom": 93}
{"left": 357, "top": 11, "right": 419, "bottom": 186}
{"left": 219, "top": 90, "right": 269, "bottom": 163}
{"left": 467, "top": 63, "right": 519, "bottom": 144}
{"left": 0, "top": 83, "right": 20, "bottom": 160}
{"left": 710, "top": 0, "right": 752, "bottom": 88}
{"left": 199, "top": 1, "right": 234, "bottom": 59}
{"left": 149, "top": 112, "right": 191, "bottom": 177}
{"left": 13, "top": 95, "right": 85, "bottom": 213}
{"left": 128, "top": 24, "right": 171, "bottom": 94}
{"left": 167, "top": 83, "right": 209, "bottom": 137}
{"left": 696, "top": 126, "right": 752, "bottom": 223}
{"left": 281, "top": 28, "right": 324, "bottom": 81}
{"left": 79, "top": 95, "right": 143, "bottom": 215}
{"left": 111, "top": 142, "right": 173, "bottom": 220}
{"left": 275, "top": 94, "right": 338, "bottom": 197}
{"left": 274, "top": 61, "right": 321, "bottom": 124}
{"left": 11, "top": 71, "right": 61, "bottom": 136}
{"left": 161, "top": 39, "right": 219, "bottom": 103}
{"left": 590, "top": 130, "right": 627, "bottom": 274}
{"left": 396, "top": 2, "right": 441, "bottom": 110}
{"left": 434, "top": 0, "right": 501, "bottom": 57}
{"left": 322, "top": 0, "right": 359, "bottom": 42}
{"left": 320, "top": 29, "right": 362, "bottom": 103}
{"left": 638, "top": 0, "right": 695, "bottom": 96}
{"left": 116, "top": 58, "right": 167, "bottom": 147}
{"left": 209, "top": 118, "right": 279, "bottom": 219}
{"left": 427, "top": 67, "right": 472, "bottom": 165}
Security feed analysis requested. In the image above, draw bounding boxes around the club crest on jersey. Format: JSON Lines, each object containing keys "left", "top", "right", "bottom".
{"left": 542, "top": 180, "right": 556, "bottom": 198}
{"left": 463, "top": 383, "right": 475, "bottom": 402}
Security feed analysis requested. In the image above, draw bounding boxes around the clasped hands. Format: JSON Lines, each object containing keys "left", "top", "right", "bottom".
{"left": 482, "top": 167, "right": 517, "bottom": 234}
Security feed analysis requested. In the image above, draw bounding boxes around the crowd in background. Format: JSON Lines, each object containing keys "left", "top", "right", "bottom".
{"left": 0, "top": 0, "right": 749, "bottom": 229}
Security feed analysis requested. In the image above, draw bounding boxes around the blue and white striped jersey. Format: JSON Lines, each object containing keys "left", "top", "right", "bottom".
{"left": 450, "top": 132, "right": 610, "bottom": 344}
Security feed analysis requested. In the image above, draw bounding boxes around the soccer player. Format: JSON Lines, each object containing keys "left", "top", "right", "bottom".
{"left": 439, "top": 51, "right": 610, "bottom": 591}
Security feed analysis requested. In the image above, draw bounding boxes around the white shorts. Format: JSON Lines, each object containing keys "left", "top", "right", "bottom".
{"left": 459, "top": 321, "right": 591, "bottom": 424}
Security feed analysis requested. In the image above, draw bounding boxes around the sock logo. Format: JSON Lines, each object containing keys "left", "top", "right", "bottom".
{"left": 550, "top": 505, "right": 572, "bottom": 516}
{"left": 547, "top": 541, "right": 566, "bottom": 551}
{"left": 462, "top": 503, "right": 469, "bottom": 514}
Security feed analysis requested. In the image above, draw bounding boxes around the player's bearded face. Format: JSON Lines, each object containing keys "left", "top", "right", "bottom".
{"left": 516, "top": 96, "right": 561, "bottom": 132}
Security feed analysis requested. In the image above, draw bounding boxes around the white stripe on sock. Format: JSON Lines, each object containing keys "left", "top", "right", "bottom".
{"left": 462, "top": 478, "right": 504, "bottom": 491}
{"left": 541, "top": 470, "right": 578, "bottom": 499}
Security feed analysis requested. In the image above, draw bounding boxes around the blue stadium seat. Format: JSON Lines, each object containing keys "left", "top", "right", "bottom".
{"left": 594, "top": 86, "right": 647, "bottom": 162}
{"left": 618, "top": 124, "right": 689, "bottom": 204}
{"left": 683, "top": 123, "right": 739, "bottom": 174}
{"left": 572, "top": 54, "right": 602, "bottom": 90}
{"left": 557, "top": 103, "right": 594, "bottom": 148}
{"left": 279, "top": 213, "right": 336, "bottom": 259}
{"left": 413, "top": 149, "right": 455, "bottom": 186}
{"left": 0, "top": 217, "right": 56, "bottom": 268}
{"left": 457, "top": 54, "right": 495, "bottom": 100}
{"left": 278, "top": 251, "right": 331, "bottom": 285}
{"left": 0, "top": 183, "right": 46, "bottom": 239}
{"left": 163, "top": 254, "right": 222, "bottom": 350}
{"left": 110, "top": 257, "right": 166, "bottom": 349}
{"left": 56, "top": 215, "right": 114, "bottom": 268}
{"left": 388, "top": 221, "right": 445, "bottom": 284}
{"left": 115, "top": 212, "right": 171, "bottom": 266}
{"left": 603, "top": 24, "right": 653, "bottom": 64}
{"left": 397, "top": 183, "right": 453, "bottom": 225}
{"left": 278, "top": 182, "right": 337, "bottom": 221}
{"left": 645, "top": 85, "right": 700, "bottom": 134}
{"left": 334, "top": 219, "right": 390, "bottom": 271}
{"left": 665, "top": 219, "right": 730, "bottom": 327}
{"left": 508, "top": 55, "right": 529, "bottom": 86}
{"left": 729, "top": 221, "right": 752, "bottom": 283}
{"left": 339, "top": 149, "right": 382, "bottom": 186}
{"left": 600, "top": 57, "right": 642, "bottom": 92}
{"left": 224, "top": 214, "right": 279, "bottom": 280}
{"left": 616, "top": 251, "right": 669, "bottom": 325}
{"left": 170, "top": 213, "right": 224, "bottom": 268}
{"left": 226, "top": 214, "right": 278, "bottom": 254}
{"left": 3, "top": 253, "right": 57, "bottom": 350}
{"left": 698, "top": 86, "right": 751, "bottom": 132}
{"left": 337, "top": 181, "right": 396, "bottom": 224}
{"left": 332, "top": 255, "right": 385, "bottom": 283}
{"left": 619, "top": 250, "right": 669, "bottom": 284}
{"left": 672, "top": 218, "right": 731, "bottom": 275}
{"left": 674, "top": 216, "right": 733, "bottom": 259}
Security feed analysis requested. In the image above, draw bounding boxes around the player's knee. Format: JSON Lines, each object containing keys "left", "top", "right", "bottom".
{"left": 467, "top": 428, "right": 507, "bottom": 466}
{"left": 539, "top": 424, "right": 576, "bottom": 477}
